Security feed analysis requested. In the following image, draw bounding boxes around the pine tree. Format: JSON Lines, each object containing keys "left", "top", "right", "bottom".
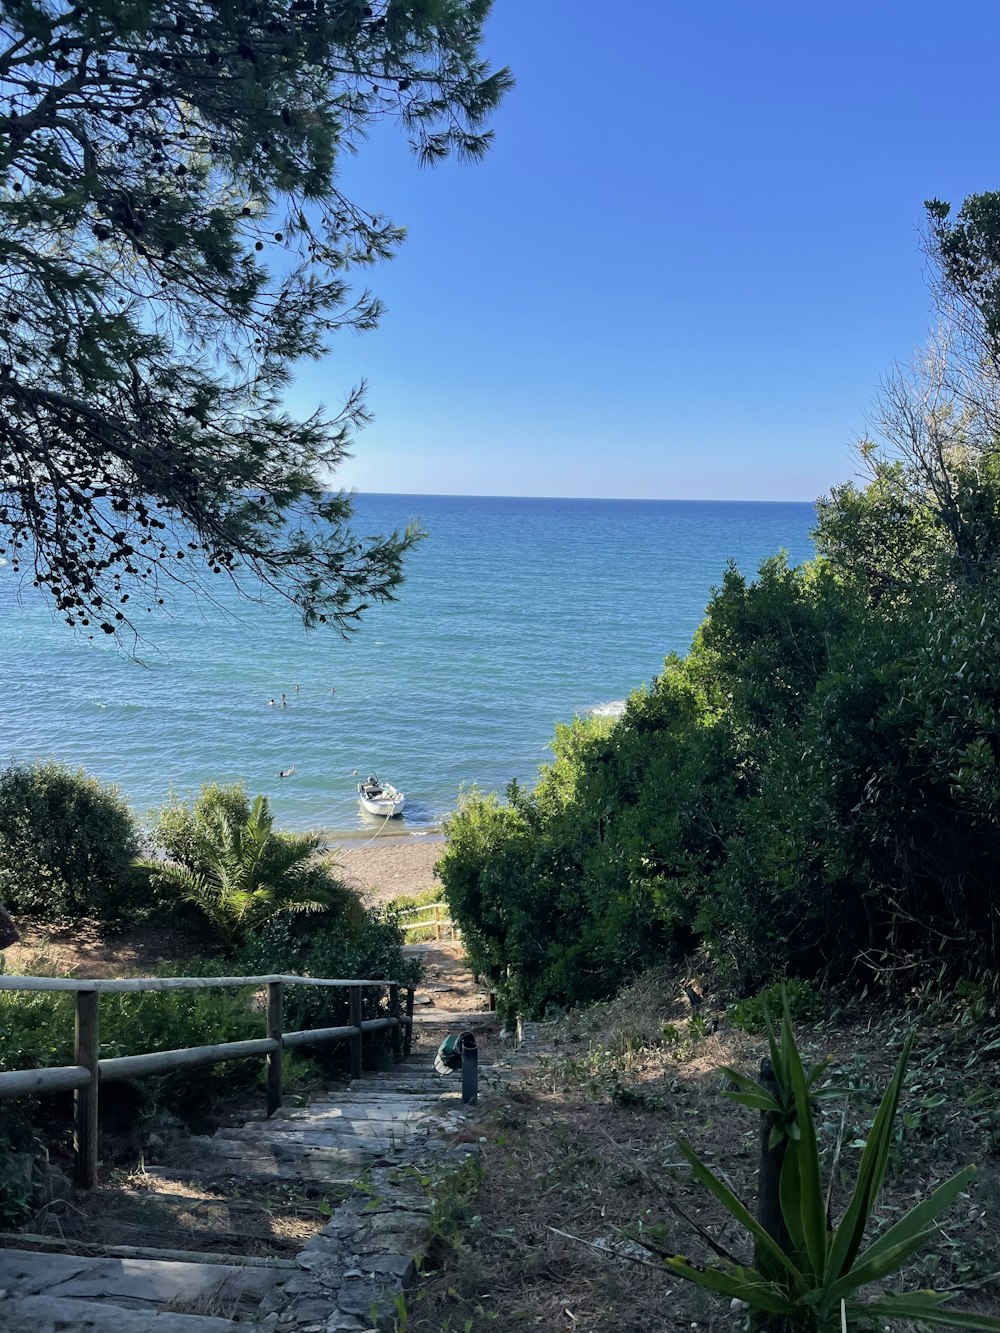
{"left": 0, "top": 0, "right": 511, "bottom": 642}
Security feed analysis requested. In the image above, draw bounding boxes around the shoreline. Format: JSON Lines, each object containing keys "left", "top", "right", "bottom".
{"left": 329, "top": 834, "right": 446, "bottom": 907}
{"left": 320, "top": 826, "right": 444, "bottom": 845}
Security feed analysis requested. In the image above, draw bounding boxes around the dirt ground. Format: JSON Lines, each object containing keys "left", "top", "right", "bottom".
{"left": 3, "top": 921, "right": 204, "bottom": 978}
{"left": 329, "top": 835, "right": 444, "bottom": 906}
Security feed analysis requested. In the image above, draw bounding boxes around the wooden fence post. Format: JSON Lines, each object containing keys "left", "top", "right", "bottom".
{"left": 403, "top": 985, "right": 415, "bottom": 1057}
{"left": 266, "top": 980, "right": 283, "bottom": 1117}
{"left": 434, "top": 903, "right": 442, "bottom": 942}
{"left": 349, "top": 985, "right": 363, "bottom": 1079}
{"left": 756, "top": 1058, "right": 790, "bottom": 1268}
{"left": 74, "top": 990, "right": 100, "bottom": 1189}
{"left": 389, "top": 984, "right": 402, "bottom": 1060}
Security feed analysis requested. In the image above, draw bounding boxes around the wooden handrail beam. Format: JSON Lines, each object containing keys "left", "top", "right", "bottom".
{"left": 0, "top": 968, "right": 415, "bottom": 1187}
{"left": 0, "top": 1064, "right": 91, "bottom": 1098}
{"left": 0, "top": 974, "right": 401, "bottom": 994}
{"left": 282, "top": 1024, "right": 358, "bottom": 1050}
{"left": 99, "top": 1038, "right": 279, "bottom": 1084}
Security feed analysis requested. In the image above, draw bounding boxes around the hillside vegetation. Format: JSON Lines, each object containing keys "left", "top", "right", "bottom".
{"left": 440, "top": 193, "right": 1000, "bottom": 1021}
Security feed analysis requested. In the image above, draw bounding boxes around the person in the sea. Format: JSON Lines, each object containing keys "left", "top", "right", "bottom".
{"left": 267, "top": 698, "right": 275, "bottom": 706}
{"left": 280, "top": 692, "right": 287, "bottom": 706}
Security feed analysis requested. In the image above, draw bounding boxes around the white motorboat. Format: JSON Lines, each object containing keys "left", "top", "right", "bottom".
{"left": 357, "top": 775, "right": 405, "bottom": 818}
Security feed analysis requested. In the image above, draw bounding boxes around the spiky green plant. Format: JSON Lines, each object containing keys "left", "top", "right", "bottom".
{"left": 146, "top": 794, "right": 338, "bottom": 949}
{"left": 659, "top": 1000, "right": 1000, "bottom": 1331}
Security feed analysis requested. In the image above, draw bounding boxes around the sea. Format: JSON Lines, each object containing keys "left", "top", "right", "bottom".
{"left": 0, "top": 495, "right": 815, "bottom": 835}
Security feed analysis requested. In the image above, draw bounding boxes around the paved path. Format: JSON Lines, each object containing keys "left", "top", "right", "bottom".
{"left": 0, "top": 950, "right": 502, "bottom": 1332}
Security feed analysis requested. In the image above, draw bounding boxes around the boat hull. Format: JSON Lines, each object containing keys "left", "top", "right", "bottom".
{"left": 359, "top": 794, "right": 405, "bottom": 817}
{"left": 357, "top": 780, "right": 405, "bottom": 818}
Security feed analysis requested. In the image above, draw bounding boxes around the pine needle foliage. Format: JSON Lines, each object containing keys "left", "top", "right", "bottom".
{"left": 0, "top": 0, "right": 511, "bottom": 643}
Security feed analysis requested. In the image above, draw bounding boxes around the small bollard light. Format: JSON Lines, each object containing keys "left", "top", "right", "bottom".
{"left": 459, "top": 1030, "right": 478, "bottom": 1105}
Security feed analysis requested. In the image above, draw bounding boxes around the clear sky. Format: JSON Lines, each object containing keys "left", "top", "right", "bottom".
{"left": 288, "top": 0, "right": 1000, "bottom": 502}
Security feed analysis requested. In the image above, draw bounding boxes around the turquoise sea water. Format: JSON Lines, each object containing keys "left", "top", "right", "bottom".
{"left": 0, "top": 495, "right": 815, "bottom": 834}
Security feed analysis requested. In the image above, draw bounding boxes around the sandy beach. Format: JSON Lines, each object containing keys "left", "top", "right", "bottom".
{"left": 329, "top": 835, "right": 446, "bottom": 907}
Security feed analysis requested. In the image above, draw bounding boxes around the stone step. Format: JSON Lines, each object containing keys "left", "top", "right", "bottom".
{"left": 136, "top": 1164, "right": 358, "bottom": 1192}
{"left": 164, "top": 1137, "right": 453, "bottom": 1184}
{"left": 23, "top": 1186, "right": 319, "bottom": 1260}
{"left": 269, "top": 1105, "right": 451, "bottom": 1125}
{"left": 0, "top": 1294, "right": 240, "bottom": 1332}
{"left": 213, "top": 1128, "right": 423, "bottom": 1153}
{"left": 273, "top": 1099, "right": 450, "bottom": 1119}
{"left": 173, "top": 1137, "right": 371, "bottom": 1168}
{"left": 1, "top": 1234, "right": 299, "bottom": 1269}
{"left": 0, "top": 1248, "right": 283, "bottom": 1314}
{"left": 218, "top": 1122, "right": 453, "bottom": 1147}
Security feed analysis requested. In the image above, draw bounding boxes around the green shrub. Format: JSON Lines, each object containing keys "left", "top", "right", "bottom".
{"left": 237, "top": 906, "right": 419, "bottom": 1059}
{"left": 99, "top": 959, "right": 264, "bottom": 1127}
{"left": 0, "top": 761, "right": 142, "bottom": 923}
{"left": 728, "top": 979, "right": 824, "bottom": 1034}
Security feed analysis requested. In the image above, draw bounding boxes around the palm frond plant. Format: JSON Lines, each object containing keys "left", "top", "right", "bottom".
{"left": 655, "top": 997, "right": 1000, "bottom": 1331}
{"left": 145, "top": 794, "right": 339, "bottom": 949}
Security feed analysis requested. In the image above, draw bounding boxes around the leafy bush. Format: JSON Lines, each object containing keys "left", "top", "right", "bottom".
{"left": 237, "top": 906, "right": 419, "bottom": 1061}
{"left": 0, "top": 956, "right": 261, "bottom": 1135}
{"left": 442, "top": 499, "right": 1000, "bottom": 1016}
{"left": 148, "top": 783, "right": 357, "bottom": 949}
{"left": 728, "top": 979, "right": 824, "bottom": 1034}
{"left": 0, "top": 761, "right": 143, "bottom": 922}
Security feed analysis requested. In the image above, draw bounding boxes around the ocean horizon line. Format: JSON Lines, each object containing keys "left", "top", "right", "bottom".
{"left": 347, "top": 490, "right": 818, "bottom": 506}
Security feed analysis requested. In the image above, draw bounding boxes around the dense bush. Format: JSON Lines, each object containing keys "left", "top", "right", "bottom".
{"left": 0, "top": 955, "right": 261, "bottom": 1140}
{"left": 441, "top": 469, "right": 1000, "bottom": 1016}
{"left": 238, "top": 906, "right": 420, "bottom": 1062}
{"left": 0, "top": 761, "right": 143, "bottom": 922}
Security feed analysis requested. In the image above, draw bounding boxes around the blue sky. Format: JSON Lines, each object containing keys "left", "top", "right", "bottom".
{"left": 289, "top": 1, "right": 1000, "bottom": 501}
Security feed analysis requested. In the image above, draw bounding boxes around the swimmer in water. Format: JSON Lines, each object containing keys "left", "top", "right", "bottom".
{"left": 278, "top": 765, "right": 295, "bottom": 779}
{"left": 280, "top": 692, "right": 287, "bottom": 707}
{"left": 267, "top": 698, "right": 275, "bottom": 706}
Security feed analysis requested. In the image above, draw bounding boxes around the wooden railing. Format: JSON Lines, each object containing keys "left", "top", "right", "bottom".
{"left": 0, "top": 973, "right": 415, "bottom": 1189}
{"left": 397, "top": 902, "right": 457, "bottom": 942}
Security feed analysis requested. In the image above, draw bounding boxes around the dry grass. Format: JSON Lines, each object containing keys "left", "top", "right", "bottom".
{"left": 402, "top": 963, "right": 1000, "bottom": 1332}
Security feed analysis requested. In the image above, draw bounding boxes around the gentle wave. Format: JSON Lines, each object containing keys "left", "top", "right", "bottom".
{"left": 586, "top": 699, "right": 628, "bottom": 718}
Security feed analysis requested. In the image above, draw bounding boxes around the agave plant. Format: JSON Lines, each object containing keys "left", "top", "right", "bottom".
{"left": 148, "top": 793, "right": 339, "bottom": 948}
{"left": 660, "top": 999, "right": 1000, "bottom": 1331}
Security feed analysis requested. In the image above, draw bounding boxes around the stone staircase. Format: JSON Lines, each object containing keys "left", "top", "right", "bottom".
{"left": 0, "top": 1049, "right": 489, "bottom": 1332}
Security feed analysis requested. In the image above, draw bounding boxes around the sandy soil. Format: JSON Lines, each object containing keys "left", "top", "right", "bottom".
{"left": 3, "top": 922, "right": 204, "bottom": 978}
{"left": 328, "top": 835, "right": 445, "bottom": 907}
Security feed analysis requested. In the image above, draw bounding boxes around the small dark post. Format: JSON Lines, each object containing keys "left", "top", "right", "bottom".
{"left": 266, "top": 980, "right": 283, "bottom": 1116}
{"left": 349, "top": 984, "right": 363, "bottom": 1079}
{"left": 460, "top": 1030, "right": 478, "bottom": 1105}
{"left": 74, "top": 989, "right": 100, "bottom": 1189}
{"left": 488, "top": 990, "right": 497, "bottom": 1013}
{"left": 389, "top": 983, "right": 402, "bottom": 1060}
{"left": 756, "top": 1058, "right": 790, "bottom": 1268}
{"left": 403, "top": 985, "right": 415, "bottom": 1057}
